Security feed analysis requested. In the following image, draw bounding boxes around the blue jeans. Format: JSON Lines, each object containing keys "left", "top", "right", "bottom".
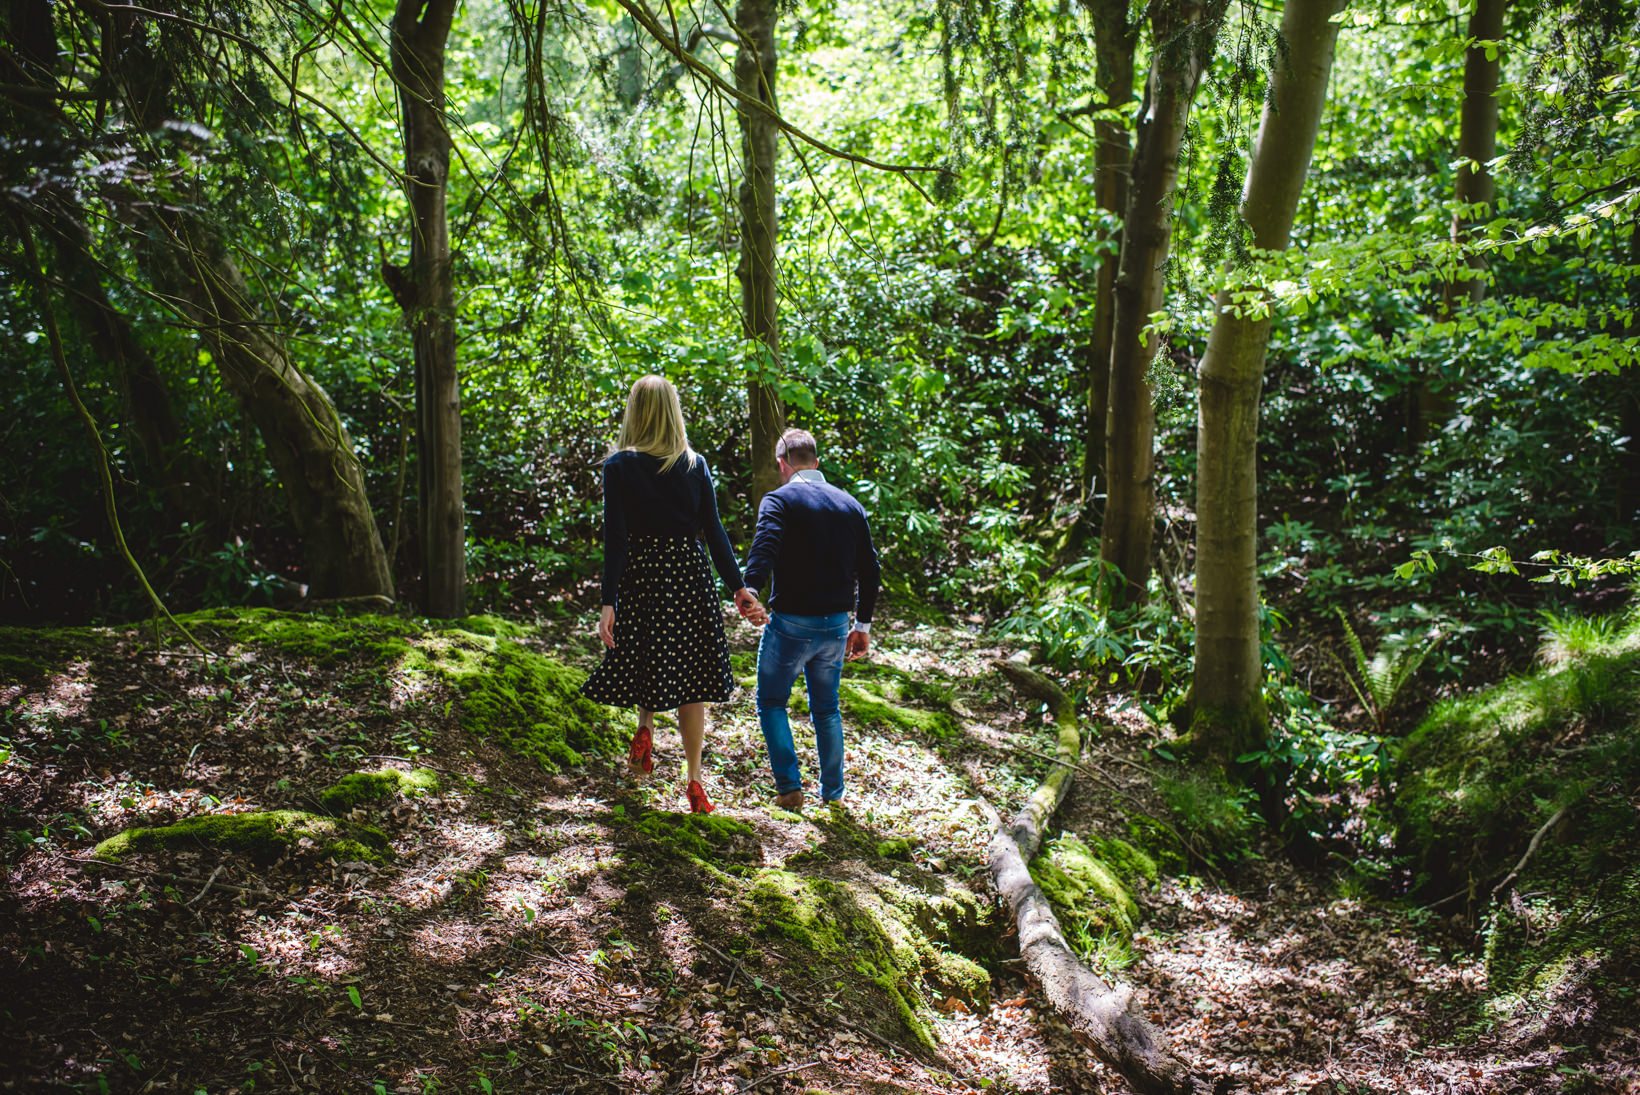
{"left": 757, "top": 611, "right": 849, "bottom": 802}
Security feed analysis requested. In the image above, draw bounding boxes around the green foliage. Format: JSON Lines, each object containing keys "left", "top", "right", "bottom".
{"left": 997, "top": 561, "right": 1195, "bottom": 693}
{"left": 1153, "top": 768, "right": 1259, "bottom": 865}
{"left": 1240, "top": 677, "right": 1392, "bottom": 846}
{"left": 1332, "top": 608, "right": 1442, "bottom": 733}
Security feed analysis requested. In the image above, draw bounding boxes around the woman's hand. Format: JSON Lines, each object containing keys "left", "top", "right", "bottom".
{"left": 598, "top": 605, "right": 616, "bottom": 648}
{"left": 733, "top": 587, "right": 768, "bottom": 626}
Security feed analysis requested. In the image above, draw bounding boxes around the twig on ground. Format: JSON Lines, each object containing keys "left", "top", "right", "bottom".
{"left": 738, "top": 1060, "right": 818, "bottom": 1092}
{"left": 186, "top": 865, "right": 224, "bottom": 905}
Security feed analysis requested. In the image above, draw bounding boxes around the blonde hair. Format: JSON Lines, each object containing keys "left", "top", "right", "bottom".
{"left": 613, "top": 374, "right": 696, "bottom": 473}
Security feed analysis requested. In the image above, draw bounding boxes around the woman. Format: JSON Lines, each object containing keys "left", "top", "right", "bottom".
{"left": 580, "top": 375, "right": 760, "bottom": 814}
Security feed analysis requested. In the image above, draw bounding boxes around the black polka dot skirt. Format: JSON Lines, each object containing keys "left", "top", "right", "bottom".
{"left": 580, "top": 535, "right": 735, "bottom": 710}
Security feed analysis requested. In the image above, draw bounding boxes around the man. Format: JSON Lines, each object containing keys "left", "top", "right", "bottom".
{"left": 740, "top": 428, "right": 881, "bottom": 810}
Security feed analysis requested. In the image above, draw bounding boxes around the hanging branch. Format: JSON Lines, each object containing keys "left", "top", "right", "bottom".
{"left": 14, "top": 213, "right": 211, "bottom": 662}
{"left": 609, "top": 0, "right": 948, "bottom": 200}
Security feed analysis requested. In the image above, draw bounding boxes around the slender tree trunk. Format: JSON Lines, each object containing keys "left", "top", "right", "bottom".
{"left": 1100, "top": 0, "right": 1225, "bottom": 602}
{"left": 735, "top": 0, "right": 784, "bottom": 507}
{"left": 156, "top": 221, "right": 394, "bottom": 601}
{"left": 390, "top": 0, "right": 464, "bottom": 618}
{"left": 1076, "top": 0, "right": 1137, "bottom": 533}
{"left": 1443, "top": 0, "right": 1505, "bottom": 310}
{"left": 1187, "top": 0, "right": 1346, "bottom": 764}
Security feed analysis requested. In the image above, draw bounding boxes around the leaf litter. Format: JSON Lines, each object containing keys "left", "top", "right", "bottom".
{"left": 0, "top": 615, "right": 1634, "bottom": 1094}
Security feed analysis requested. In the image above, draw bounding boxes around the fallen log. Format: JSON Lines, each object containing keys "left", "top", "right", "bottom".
{"left": 988, "top": 656, "right": 1216, "bottom": 1095}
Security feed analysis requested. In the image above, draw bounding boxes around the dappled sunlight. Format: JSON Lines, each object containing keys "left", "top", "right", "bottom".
{"left": 237, "top": 914, "right": 361, "bottom": 982}
{"left": 408, "top": 916, "right": 494, "bottom": 964}
{"left": 844, "top": 735, "right": 993, "bottom": 859}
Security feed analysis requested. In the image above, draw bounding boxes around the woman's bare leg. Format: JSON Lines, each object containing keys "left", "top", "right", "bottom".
{"left": 678, "top": 702, "right": 706, "bottom": 784}
{"left": 638, "top": 707, "right": 654, "bottom": 730}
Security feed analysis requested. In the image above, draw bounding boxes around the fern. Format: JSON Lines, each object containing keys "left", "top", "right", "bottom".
{"left": 1334, "top": 608, "right": 1440, "bottom": 732}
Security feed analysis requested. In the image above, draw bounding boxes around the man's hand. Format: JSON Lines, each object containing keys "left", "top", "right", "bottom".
{"left": 733, "top": 588, "right": 768, "bottom": 626}
{"left": 845, "top": 629, "right": 869, "bottom": 661}
{"left": 598, "top": 605, "right": 616, "bottom": 648}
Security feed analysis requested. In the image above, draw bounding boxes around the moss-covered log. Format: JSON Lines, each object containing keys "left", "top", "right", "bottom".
{"left": 988, "top": 657, "right": 1213, "bottom": 1095}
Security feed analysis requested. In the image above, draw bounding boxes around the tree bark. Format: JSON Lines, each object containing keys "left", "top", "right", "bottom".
{"left": 1100, "top": 0, "right": 1225, "bottom": 603}
{"left": 987, "top": 658, "right": 1213, "bottom": 1095}
{"left": 1442, "top": 0, "right": 1505, "bottom": 311}
{"left": 155, "top": 221, "right": 394, "bottom": 602}
{"left": 391, "top": 0, "right": 465, "bottom": 618}
{"left": 1188, "top": 0, "right": 1345, "bottom": 764}
{"left": 1075, "top": 0, "right": 1137, "bottom": 535}
{"left": 735, "top": 0, "right": 784, "bottom": 508}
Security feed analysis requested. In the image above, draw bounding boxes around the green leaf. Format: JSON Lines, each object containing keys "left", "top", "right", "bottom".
{"left": 348, "top": 985, "right": 363, "bottom": 1009}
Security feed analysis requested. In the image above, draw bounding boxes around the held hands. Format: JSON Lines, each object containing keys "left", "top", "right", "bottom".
{"left": 846, "top": 629, "right": 870, "bottom": 661}
{"left": 598, "top": 605, "right": 616, "bottom": 648}
{"left": 733, "top": 588, "right": 768, "bottom": 627}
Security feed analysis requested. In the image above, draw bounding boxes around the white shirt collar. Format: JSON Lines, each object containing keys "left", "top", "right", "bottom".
{"left": 792, "top": 468, "right": 827, "bottom": 483}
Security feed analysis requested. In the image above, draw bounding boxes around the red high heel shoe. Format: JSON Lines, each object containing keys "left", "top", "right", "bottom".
{"left": 627, "top": 724, "right": 653, "bottom": 775}
{"left": 686, "top": 780, "right": 715, "bottom": 814}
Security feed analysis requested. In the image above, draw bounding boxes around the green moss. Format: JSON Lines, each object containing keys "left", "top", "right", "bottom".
{"left": 1394, "top": 607, "right": 1640, "bottom": 896}
{"left": 185, "top": 609, "right": 627, "bottom": 772}
{"left": 454, "top": 615, "right": 529, "bottom": 639}
{"left": 417, "top": 628, "right": 625, "bottom": 770}
{"left": 92, "top": 810, "right": 389, "bottom": 864}
{"left": 1395, "top": 605, "right": 1640, "bottom": 1026}
{"left": 1029, "top": 833, "right": 1140, "bottom": 938}
{"left": 633, "top": 810, "right": 761, "bottom": 863}
{"left": 877, "top": 838, "right": 913, "bottom": 860}
{"left": 319, "top": 768, "right": 438, "bottom": 814}
{"left": 0, "top": 625, "right": 107, "bottom": 686}
{"left": 743, "top": 865, "right": 992, "bottom": 1050}
{"left": 839, "top": 680, "right": 958, "bottom": 739}
{"left": 1090, "top": 835, "right": 1158, "bottom": 886}
{"left": 185, "top": 607, "right": 422, "bottom": 667}
{"left": 1125, "top": 815, "right": 1186, "bottom": 874}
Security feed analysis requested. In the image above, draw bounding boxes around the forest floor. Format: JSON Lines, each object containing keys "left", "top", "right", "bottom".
{"left": 2, "top": 610, "right": 1635, "bottom": 1095}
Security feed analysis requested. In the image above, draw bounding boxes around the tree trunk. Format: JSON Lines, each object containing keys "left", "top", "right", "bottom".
{"left": 1099, "top": 0, "right": 1224, "bottom": 603}
{"left": 1075, "top": 0, "right": 1137, "bottom": 535}
{"left": 1187, "top": 0, "right": 1345, "bottom": 765}
{"left": 391, "top": 0, "right": 465, "bottom": 618}
{"left": 735, "top": 0, "right": 784, "bottom": 508}
{"left": 156, "top": 221, "right": 395, "bottom": 602}
{"left": 1443, "top": 0, "right": 1505, "bottom": 311}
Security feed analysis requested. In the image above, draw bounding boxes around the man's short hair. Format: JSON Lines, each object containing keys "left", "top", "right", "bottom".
{"left": 776, "top": 428, "right": 817, "bottom": 466}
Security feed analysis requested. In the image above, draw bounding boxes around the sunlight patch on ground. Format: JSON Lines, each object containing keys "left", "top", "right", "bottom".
{"left": 846, "top": 736, "right": 991, "bottom": 858}
{"left": 238, "top": 915, "right": 359, "bottom": 981}
{"left": 408, "top": 916, "right": 493, "bottom": 963}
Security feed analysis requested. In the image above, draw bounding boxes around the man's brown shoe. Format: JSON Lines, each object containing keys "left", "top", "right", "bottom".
{"left": 773, "top": 789, "right": 805, "bottom": 810}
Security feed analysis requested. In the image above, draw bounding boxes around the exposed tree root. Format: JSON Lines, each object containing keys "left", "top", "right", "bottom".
{"left": 988, "top": 656, "right": 1218, "bottom": 1095}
